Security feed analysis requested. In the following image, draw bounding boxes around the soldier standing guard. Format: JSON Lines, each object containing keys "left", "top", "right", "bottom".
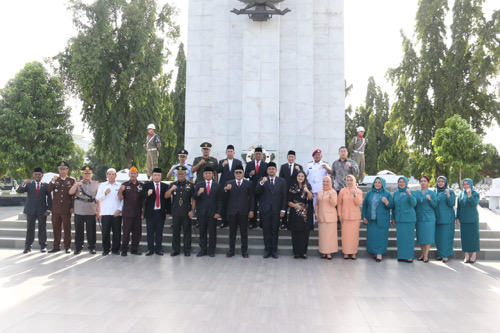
{"left": 118, "top": 166, "right": 144, "bottom": 256}
{"left": 145, "top": 124, "right": 161, "bottom": 178}
{"left": 348, "top": 126, "right": 367, "bottom": 184}
{"left": 192, "top": 142, "right": 218, "bottom": 182}
{"left": 165, "top": 166, "right": 196, "bottom": 256}
{"left": 69, "top": 165, "right": 99, "bottom": 255}
{"left": 47, "top": 161, "right": 75, "bottom": 253}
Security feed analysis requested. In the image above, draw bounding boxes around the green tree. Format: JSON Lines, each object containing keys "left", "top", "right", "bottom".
{"left": 157, "top": 73, "right": 177, "bottom": 170}
{"left": 478, "top": 143, "right": 500, "bottom": 178}
{"left": 433, "top": 115, "right": 483, "bottom": 186}
{"left": 86, "top": 147, "right": 110, "bottom": 182}
{"left": 0, "top": 61, "right": 74, "bottom": 179}
{"left": 172, "top": 42, "right": 186, "bottom": 155}
{"left": 55, "top": 0, "right": 180, "bottom": 168}
{"left": 388, "top": 0, "right": 500, "bottom": 178}
{"left": 377, "top": 131, "right": 411, "bottom": 175}
{"left": 65, "top": 143, "right": 86, "bottom": 178}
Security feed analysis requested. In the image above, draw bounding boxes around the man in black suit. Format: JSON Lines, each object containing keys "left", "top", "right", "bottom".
{"left": 17, "top": 167, "right": 52, "bottom": 253}
{"left": 217, "top": 144, "right": 243, "bottom": 229}
{"left": 222, "top": 165, "right": 254, "bottom": 258}
{"left": 255, "top": 162, "right": 287, "bottom": 259}
{"left": 244, "top": 147, "right": 268, "bottom": 229}
{"left": 141, "top": 168, "right": 171, "bottom": 256}
{"left": 278, "top": 150, "right": 303, "bottom": 229}
{"left": 193, "top": 167, "right": 222, "bottom": 257}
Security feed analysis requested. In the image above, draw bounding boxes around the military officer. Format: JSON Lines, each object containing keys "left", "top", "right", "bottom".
{"left": 166, "top": 149, "right": 193, "bottom": 182}
{"left": 348, "top": 126, "right": 367, "bottom": 184}
{"left": 47, "top": 161, "right": 75, "bottom": 253}
{"left": 145, "top": 124, "right": 161, "bottom": 178}
{"left": 165, "top": 166, "right": 196, "bottom": 256}
{"left": 192, "top": 142, "right": 218, "bottom": 182}
{"left": 306, "top": 149, "right": 332, "bottom": 224}
{"left": 118, "top": 166, "right": 143, "bottom": 256}
{"left": 69, "top": 165, "right": 99, "bottom": 255}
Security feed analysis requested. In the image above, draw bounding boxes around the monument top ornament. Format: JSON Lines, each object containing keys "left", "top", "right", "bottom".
{"left": 231, "top": 0, "right": 291, "bottom": 22}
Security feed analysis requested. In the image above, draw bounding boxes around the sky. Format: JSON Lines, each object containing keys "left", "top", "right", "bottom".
{"left": 0, "top": 0, "right": 498, "bottom": 149}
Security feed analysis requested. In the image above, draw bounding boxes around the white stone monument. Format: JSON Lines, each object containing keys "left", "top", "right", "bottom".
{"left": 185, "top": 0, "right": 345, "bottom": 166}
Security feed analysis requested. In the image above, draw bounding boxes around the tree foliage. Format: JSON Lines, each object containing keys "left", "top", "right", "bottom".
{"left": 55, "top": 0, "right": 180, "bottom": 168}
{"left": 0, "top": 61, "right": 74, "bottom": 179}
{"left": 65, "top": 143, "right": 86, "bottom": 178}
{"left": 171, "top": 42, "right": 186, "bottom": 155}
{"left": 388, "top": 0, "right": 500, "bottom": 178}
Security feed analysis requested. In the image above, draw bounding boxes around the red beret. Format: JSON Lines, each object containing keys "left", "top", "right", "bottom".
{"left": 312, "top": 149, "right": 322, "bottom": 157}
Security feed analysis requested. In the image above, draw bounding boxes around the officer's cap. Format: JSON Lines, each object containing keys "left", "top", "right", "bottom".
{"left": 147, "top": 124, "right": 156, "bottom": 130}
{"left": 175, "top": 166, "right": 188, "bottom": 172}
{"left": 177, "top": 149, "right": 188, "bottom": 156}
{"left": 200, "top": 142, "right": 212, "bottom": 149}
{"left": 81, "top": 165, "right": 93, "bottom": 174}
{"left": 57, "top": 161, "right": 70, "bottom": 169}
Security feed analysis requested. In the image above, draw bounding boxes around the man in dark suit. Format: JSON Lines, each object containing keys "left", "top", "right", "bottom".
{"left": 141, "top": 168, "right": 170, "bottom": 256}
{"left": 278, "top": 150, "right": 303, "bottom": 229}
{"left": 244, "top": 147, "right": 268, "bottom": 229}
{"left": 193, "top": 167, "right": 222, "bottom": 257}
{"left": 17, "top": 167, "right": 52, "bottom": 253}
{"left": 221, "top": 165, "right": 254, "bottom": 258}
{"left": 217, "top": 144, "right": 243, "bottom": 229}
{"left": 255, "top": 162, "right": 287, "bottom": 259}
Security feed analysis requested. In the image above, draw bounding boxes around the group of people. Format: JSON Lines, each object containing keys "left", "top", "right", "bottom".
{"left": 18, "top": 141, "right": 481, "bottom": 263}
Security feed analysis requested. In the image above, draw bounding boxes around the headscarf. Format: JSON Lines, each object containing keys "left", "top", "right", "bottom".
{"left": 370, "top": 177, "right": 385, "bottom": 220}
{"left": 322, "top": 176, "right": 333, "bottom": 191}
{"left": 346, "top": 174, "right": 357, "bottom": 189}
{"left": 462, "top": 178, "right": 474, "bottom": 192}
{"left": 397, "top": 176, "right": 409, "bottom": 193}
{"left": 370, "top": 176, "right": 386, "bottom": 193}
{"left": 436, "top": 176, "right": 449, "bottom": 193}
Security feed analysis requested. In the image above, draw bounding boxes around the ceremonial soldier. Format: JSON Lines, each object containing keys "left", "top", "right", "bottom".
{"left": 348, "top": 126, "right": 366, "bottom": 184}
{"left": 167, "top": 149, "right": 193, "bottom": 182}
{"left": 69, "top": 165, "right": 99, "bottom": 255}
{"left": 192, "top": 142, "right": 218, "bottom": 182}
{"left": 165, "top": 166, "right": 196, "bottom": 256}
{"left": 17, "top": 167, "right": 52, "bottom": 253}
{"left": 47, "top": 161, "right": 75, "bottom": 253}
{"left": 145, "top": 124, "right": 161, "bottom": 178}
{"left": 216, "top": 144, "right": 243, "bottom": 228}
{"left": 118, "top": 166, "right": 143, "bottom": 256}
{"left": 306, "top": 149, "right": 332, "bottom": 223}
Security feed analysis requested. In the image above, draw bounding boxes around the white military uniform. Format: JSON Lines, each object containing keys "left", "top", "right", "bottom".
{"left": 306, "top": 160, "right": 332, "bottom": 223}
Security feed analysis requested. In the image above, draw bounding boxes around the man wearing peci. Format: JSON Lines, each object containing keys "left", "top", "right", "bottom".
{"left": 216, "top": 144, "right": 243, "bottom": 229}
{"left": 141, "top": 168, "right": 171, "bottom": 256}
{"left": 244, "top": 147, "right": 268, "bottom": 229}
{"left": 17, "top": 167, "right": 52, "bottom": 253}
{"left": 278, "top": 150, "right": 303, "bottom": 229}
{"left": 255, "top": 162, "right": 288, "bottom": 259}
{"left": 222, "top": 165, "right": 254, "bottom": 258}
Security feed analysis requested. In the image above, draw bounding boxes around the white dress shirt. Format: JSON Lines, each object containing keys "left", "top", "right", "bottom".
{"left": 96, "top": 181, "right": 123, "bottom": 215}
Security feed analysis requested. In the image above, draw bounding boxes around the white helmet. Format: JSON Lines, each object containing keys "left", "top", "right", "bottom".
{"left": 356, "top": 126, "right": 365, "bottom": 132}
{"left": 147, "top": 124, "right": 156, "bottom": 130}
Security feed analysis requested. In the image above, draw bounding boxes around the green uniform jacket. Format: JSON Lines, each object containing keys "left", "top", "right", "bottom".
{"left": 414, "top": 189, "right": 437, "bottom": 223}
{"left": 435, "top": 176, "right": 456, "bottom": 224}
{"left": 362, "top": 177, "right": 394, "bottom": 227}
{"left": 456, "top": 178, "right": 480, "bottom": 223}
{"left": 392, "top": 176, "right": 417, "bottom": 223}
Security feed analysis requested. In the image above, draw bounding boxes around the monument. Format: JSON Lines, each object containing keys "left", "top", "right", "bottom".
{"left": 185, "top": 0, "right": 345, "bottom": 167}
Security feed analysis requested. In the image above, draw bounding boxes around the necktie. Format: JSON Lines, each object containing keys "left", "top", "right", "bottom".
{"left": 36, "top": 182, "right": 40, "bottom": 195}
{"left": 289, "top": 164, "right": 292, "bottom": 175}
{"left": 237, "top": 181, "right": 241, "bottom": 188}
{"left": 207, "top": 181, "right": 211, "bottom": 195}
{"left": 256, "top": 161, "right": 259, "bottom": 173}
{"left": 271, "top": 178, "right": 274, "bottom": 186}
{"left": 155, "top": 183, "right": 160, "bottom": 208}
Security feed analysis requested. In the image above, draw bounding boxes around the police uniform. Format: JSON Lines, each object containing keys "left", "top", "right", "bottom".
{"left": 120, "top": 172, "right": 144, "bottom": 255}
{"left": 193, "top": 142, "right": 218, "bottom": 182}
{"left": 72, "top": 165, "right": 99, "bottom": 254}
{"left": 168, "top": 166, "right": 195, "bottom": 256}
{"left": 145, "top": 124, "right": 161, "bottom": 177}
{"left": 47, "top": 161, "right": 75, "bottom": 252}
{"left": 348, "top": 127, "right": 366, "bottom": 182}
{"left": 169, "top": 149, "right": 193, "bottom": 181}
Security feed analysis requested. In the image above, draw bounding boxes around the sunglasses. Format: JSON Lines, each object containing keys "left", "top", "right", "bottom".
{"left": 235, "top": 171, "right": 243, "bottom": 174}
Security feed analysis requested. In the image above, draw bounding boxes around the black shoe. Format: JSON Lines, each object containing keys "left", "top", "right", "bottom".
{"left": 294, "top": 255, "right": 300, "bottom": 259}
{"left": 208, "top": 253, "right": 215, "bottom": 257}
{"left": 263, "top": 252, "right": 271, "bottom": 259}
{"left": 155, "top": 251, "right": 164, "bottom": 256}
{"left": 48, "top": 248, "right": 60, "bottom": 253}
{"left": 121, "top": 251, "right": 127, "bottom": 256}
{"left": 145, "top": 251, "right": 154, "bottom": 256}
{"left": 249, "top": 223, "right": 257, "bottom": 229}
{"left": 196, "top": 252, "right": 207, "bottom": 257}
{"left": 89, "top": 249, "right": 96, "bottom": 255}
{"left": 111, "top": 251, "right": 120, "bottom": 255}
{"left": 272, "top": 252, "right": 278, "bottom": 259}
{"left": 219, "top": 222, "right": 228, "bottom": 229}
{"left": 280, "top": 224, "right": 287, "bottom": 230}
{"left": 170, "top": 252, "right": 180, "bottom": 257}
{"left": 23, "top": 248, "right": 31, "bottom": 254}
{"left": 131, "top": 250, "right": 142, "bottom": 255}
{"left": 40, "top": 248, "right": 47, "bottom": 253}
{"left": 226, "top": 251, "right": 235, "bottom": 258}
{"left": 102, "top": 251, "right": 109, "bottom": 256}
{"left": 242, "top": 252, "right": 249, "bottom": 258}
{"left": 65, "top": 248, "right": 71, "bottom": 254}
{"left": 375, "top": 258, "right": 382, "bottom": 262}
{"left": 74, "top": 250, "right": 81, "bottom": 255}
{"left": 184, "top": 252, "right": 191, "bottom": 257}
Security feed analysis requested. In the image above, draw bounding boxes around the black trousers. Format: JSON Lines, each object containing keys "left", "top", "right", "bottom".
{"left": 74, "top": 214, "right": 96, "bottom": 250}
{"left": 121, "top": 216, "right": 142, "bottom": 252}
{"left": 291, "top": 230, "right": 310, "bottom": 256}
{"left": 198, "top": 213, "right": 217, "bottom": 254}
{"left": 280, "top": 208, "right": 289, "bottom": 227}
{"left": 172, "top": 215, "right": 192, "bottom": 253}
{"left": 101, "top": 215, "right": 122, "bottom": 253}
{"left": 260, "top": 211, "right": 280, "bottom": 254}
{"left": 25, "top": 213, "right": 47, "bottom": 249}
{"left": 228, "top": 214, "right": 248, "bottom": 253}
{"left": 146, "top": 211, "right": 165, "bottom": 252}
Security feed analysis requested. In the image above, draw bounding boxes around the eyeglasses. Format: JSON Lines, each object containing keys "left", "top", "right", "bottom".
{"left": 235, "top": 171, "right": 243, "bottom": 174}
